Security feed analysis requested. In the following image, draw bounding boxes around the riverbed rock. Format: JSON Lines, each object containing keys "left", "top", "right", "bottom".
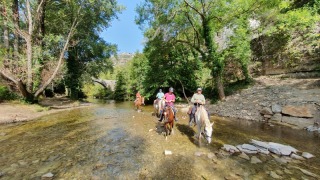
{"left": 250, "top": 139, "right": 270, "bottom": 149}
{"left": 0, "top": 172, "right": 4, "bottom": 177}
{"left": 164, "top": 150, "right": 172, "bottom": 155}
{"left": 290, "top": 153, "right": 305, "bottom": 160}
{"left": 41, "top": 172, "right": 54, "bottom": 180}
{"left": 242, "top": 144, "right": 258, "bottom": 151}
{"left": 194, "top": 151, "right": 204, "bottom": 157}
{"left": 250, "top": 156, "right": 262, "bottom": 164}
{"left": 296, "top": 167, "right": 318, "bottom": 178}
{"left": 236, "top": 145, "right": 257, "bottom": 154}
{"left": 274, "top": 157, "right": 288, "bottom": 164}
{"left": 282, "top": 105, "right": 313, "bottom": 118}
{"left": 222, "top": 144, "right": 240, "bottom": 153}
{"left": 283, "top": 168, "right": 293, "bottom": 175}
{"left": 238, "top": 152, "right": 250, "bottom": 160}
{"left": 207, "top": 153, "right": 216, "bottom": 160}
{"left": 272, "top": 104, "right": 282, "bottom": 113}
{"left": 271, "top": 113, "right": 282, "bottom": 122}
{"left": 305, "top": 125, "right": 318, "bottom": 132}
{"left": 261, "top": 107, "right": 273, "bottom": 115}
{"left": 281, "top": 116, "right": 313, "bottom": 127}
{"left": 268, "top": 142, "right": 297, "bottom": 156}
{"left": 270, "top": 171, "right": 281, "bottom": 179}
{"left": 302, "top": 152, "right": 315, "bottom": 159}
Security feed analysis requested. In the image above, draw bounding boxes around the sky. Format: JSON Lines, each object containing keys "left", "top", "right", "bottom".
{"left": 100, "top": 0, "right": 145, "bottom": 53}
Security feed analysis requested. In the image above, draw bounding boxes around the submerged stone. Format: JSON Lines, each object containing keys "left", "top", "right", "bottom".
{"left": 164, "top": 150, "right": 172, "bottom": 155}
{"left": 302, "top": 152, "right": 315, "bottom": 159}
{"left": 41, "top": 172, "right": 54, "bottom": 180}
{"left": 250, "top": 156, "right": 262, "bottom": 164}
{"left": 238, "top": 152, "right": 250, "bottom": 160}
{"left": 290, "top": 153, "right": 305, "bottom": 160}
{"left": 270, "top": 171, "right": 281, "bottom": 179}
{"left": 237, "top": 145, "right": 257, "bottom": 154}
{"left": 222, "top": 144, "right": 240, "bottom": 153}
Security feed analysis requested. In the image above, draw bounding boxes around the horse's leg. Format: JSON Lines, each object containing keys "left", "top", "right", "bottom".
{"left": 171, "top": 122, "right": 174, "bottom": 135}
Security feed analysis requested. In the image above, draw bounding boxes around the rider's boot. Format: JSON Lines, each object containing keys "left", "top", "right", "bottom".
{"left": 189, "top": 114, "right": 194, "bottom": 126}
{"left": 158, "top": 111, "right": 163, "bottom": 122}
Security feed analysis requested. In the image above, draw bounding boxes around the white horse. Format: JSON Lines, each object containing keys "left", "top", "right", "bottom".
{"left": 195, "top": 105, "right": 214, "bottom": 144}
{"left": 154, "top": 99, "right": 165, "bottom": 117}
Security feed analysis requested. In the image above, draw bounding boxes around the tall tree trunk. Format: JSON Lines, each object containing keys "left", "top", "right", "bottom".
{"left": 2, "top": 5, "right": 9, "bottom": 54}
{"left": 215, "top": 74, "right": 225, "bottom": 100}
{"left": 12, "top": 0, "right": 19, "bottom": 59}
{"left": 26, "top": 0, "right": 33, "bottom": 93}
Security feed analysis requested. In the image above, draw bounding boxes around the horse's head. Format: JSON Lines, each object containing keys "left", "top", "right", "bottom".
{"left": 204, "top": 122, "right": 214, "bottom": 143}
{"left": 164, "top": 106, "right": 174, "bottom": 122}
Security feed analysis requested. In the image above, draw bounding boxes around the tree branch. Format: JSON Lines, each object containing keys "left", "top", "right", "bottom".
{"left": 183, "top": 0, "right": 204, "bottom": 20}
{"left": 34, "top": 8, "right": 80, "bottom": 97}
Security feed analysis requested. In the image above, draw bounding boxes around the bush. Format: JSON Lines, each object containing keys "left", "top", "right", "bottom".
{"left": 0, "top": 86, "right": 17, "bottom": 101}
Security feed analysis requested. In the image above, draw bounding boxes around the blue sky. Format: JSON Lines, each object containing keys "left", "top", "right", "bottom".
{"left": 100, "top": 0, "right": 145, "bottom": 53}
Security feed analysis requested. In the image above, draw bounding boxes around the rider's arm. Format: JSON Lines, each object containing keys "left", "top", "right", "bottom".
{"left": 191, "top": 94, "right": 196, "bottom": 103}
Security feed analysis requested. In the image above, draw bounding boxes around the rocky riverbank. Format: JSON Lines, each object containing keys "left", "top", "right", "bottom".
{"left": 208, "top": 76, "right": 320, "bottom": 129}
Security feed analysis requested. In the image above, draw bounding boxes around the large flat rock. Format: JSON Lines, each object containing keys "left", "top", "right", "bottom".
{"left": 282, "top": 105, "right": 313, "bottom": 118}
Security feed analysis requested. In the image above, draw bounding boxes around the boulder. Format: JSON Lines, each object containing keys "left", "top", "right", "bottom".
{"left": 272, "top": 104, "right": 282, "bottom": 113}
{"left": 222, "top": 144, "right": 240, "bottom": 153}
{"left": 271, "top": 113, "right": 282, "bottom": 122}
{"left": 250, "top": 156, "right": 262, "bottom": 164}
{"left": 282, "top": 105, "right": 313, "bottom": 118}
{"left": 261, "top": 107, "right": 273, "bottom": 115}
{"left": 302, "top": 152, "right": 315, "bottom": 159}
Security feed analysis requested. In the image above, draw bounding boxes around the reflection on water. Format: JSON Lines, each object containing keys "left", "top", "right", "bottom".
{"left": 0, "top": 102, "right": 319, "bottom": 179}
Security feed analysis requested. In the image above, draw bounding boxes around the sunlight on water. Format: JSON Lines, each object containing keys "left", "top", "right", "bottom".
{"left": 0, "top": 102, "right": 319, "bottom": 179}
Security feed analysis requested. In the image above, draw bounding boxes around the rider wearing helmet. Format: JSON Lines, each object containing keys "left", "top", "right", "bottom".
{"left": 159, "top": 87, "right": 178, "bottom": 122}
{"left": 189, "top": 88, "right": 206, "bottom": 126}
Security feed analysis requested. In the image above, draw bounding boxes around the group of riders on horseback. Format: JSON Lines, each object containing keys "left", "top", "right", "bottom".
{"left": 137, "top": 87, "right": 208, "bottom": 127}
{"left": 135, "top": 87, "right": 213, "bottom": 143}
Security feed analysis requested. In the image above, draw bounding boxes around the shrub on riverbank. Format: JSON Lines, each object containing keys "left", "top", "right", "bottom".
{"left": 0, "top": 86, "right": 18, "bottom": 101}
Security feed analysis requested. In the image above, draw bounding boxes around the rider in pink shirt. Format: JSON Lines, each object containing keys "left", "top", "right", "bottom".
{"left": 159, "top": 87, "right": 178, "bottom": 122}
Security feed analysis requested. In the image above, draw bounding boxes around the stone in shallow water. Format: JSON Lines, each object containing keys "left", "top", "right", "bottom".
{"left": 41, "top": 172, "right": 54, "bottom": 180}
{"left": 194, "top": 151, "right": 204, "bottom": 157}
{"left": 164, "top": 150, "right": 172, "bottom": 155}
{"left": 237, "top": 145, "right": 257, "bottom": 154}
{"left": 298, "top": 168, "right": 318, "bottom": 178}
{"left": 222, "top": 144, "right": 240, "bottom": 153}
{"left": 242, "top": 144, "right": 258, "bottom": 151}
{"left": 238, "top": 152, "right": 250, "bottom": 160}
{"left": 250, "top": 139, "right": 270, "bottom": 149}
{"left": 290, "top": 153, "right": 305, "bottom": 160}
{"left": 268, "top": 142, "right": 297, "bottom": 156}
{"left": 207, "top": 153, "right": 216, "bottom": 160}
{"left": 283, "top": 168, "right": 293, "bottom": 175}
{"left": 302, "top": 152, "right": 315, "bottom": 159}
{"left": 250, "top": 156, "right": 262, "bottom": 164}
{"left": 274, "top": 157, "right": 288, "bottom": 164}
{"left": 271, "top": 113, "right": 282, "bottom": 122}
{"left": 270, "top": 171, "right": 281, "bottom": 179}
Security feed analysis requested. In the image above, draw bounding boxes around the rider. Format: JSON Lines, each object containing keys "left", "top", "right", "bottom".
{"left": 155, "top": 89, "right": 164, "bottom": 104}
{"left": 189, "top": 88, "right": 206, "bottom": 126}
{"left": 135, "top": 91, "right": 141, "bottom": 103}
{"left": 159, "top": 87, "right": 178, "bottom": 122}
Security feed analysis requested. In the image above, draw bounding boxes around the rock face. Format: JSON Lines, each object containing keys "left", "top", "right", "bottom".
{"left": 282, "top": 105, "right": 313, "bottom": 118}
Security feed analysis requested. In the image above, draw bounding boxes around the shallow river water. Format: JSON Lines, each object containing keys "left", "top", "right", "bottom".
{"left": 0, "top": 102, "right": 320, "bottom": 179}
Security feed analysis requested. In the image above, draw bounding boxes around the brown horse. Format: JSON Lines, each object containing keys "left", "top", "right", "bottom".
{"left": 163, "top": 106, "right": 174, "bottom": 139}
{"left": 134, "top": 96, "right": 145, "bottom": 111}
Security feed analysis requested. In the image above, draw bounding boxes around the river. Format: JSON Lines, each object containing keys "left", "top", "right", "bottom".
{"left": 0, "top": 101, "right": 319, "bottom": 179}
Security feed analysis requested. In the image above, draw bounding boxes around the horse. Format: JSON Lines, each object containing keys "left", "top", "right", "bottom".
{"left": 194, "top": 105, "right": 214, "bottom": 144}
{"left": 154, "top": 99, "right": 165, "bottom": 117}
{"left": 163, "top": 105, "right": 175, "bottom": 139}
{"left": 134, "top": 96, "right": 145, "bottom": 111}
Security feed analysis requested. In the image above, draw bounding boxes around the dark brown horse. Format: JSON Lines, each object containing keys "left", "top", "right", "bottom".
{"left": 134, "top": 96, "right": 145, "bottom": 111}
{"left": 163, "top": 106, "right": 174, "bottom": 139}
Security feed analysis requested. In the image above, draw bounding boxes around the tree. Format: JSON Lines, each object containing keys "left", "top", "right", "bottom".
{"left": 0, "top": 0, "right": 121, "bottom": 102}
{"left": 114, "top": 70, "right": 127, "bottom": 101}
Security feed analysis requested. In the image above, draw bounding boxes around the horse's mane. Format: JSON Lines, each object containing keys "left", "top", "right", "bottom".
{"left": 198, "top": 106, "right": 211, "bottom": 126}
